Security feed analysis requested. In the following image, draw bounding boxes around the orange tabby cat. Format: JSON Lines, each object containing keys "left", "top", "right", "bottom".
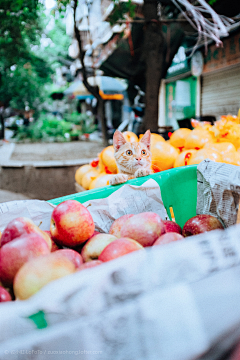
{"left": 109, "top": 129, "right": 153, "bottom": 185}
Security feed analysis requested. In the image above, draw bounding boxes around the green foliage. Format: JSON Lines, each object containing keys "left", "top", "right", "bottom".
{"left": 0, "top": 1, "right": 71, "bottom": 115}
{"left": 12, "top": 112, "right": 97, "bottom": 142}
{"left": 0, "top": 0, "right": 42, "bottom": 67}
{"left": 0, "top": 58, "right": 52, "bottom": 111}
{"left": 36, "top": 14, "right": 71, "bottom": 71}
{"left": 208, "top": 0, "right": 219, "bottom": 5}
{"left": 108, "top": 0, "right": 136, "bottom": 26}
{"left": 0, "top": 0, "right": 53, "bottom": 110}
{"left": 64, "top": 112, "right": 97, "bottom": 134}
{"left": 55, "top": 0, "right": 70, "bottom": 12}
{"left": 14, "top": 115, "right": 74, "bottom": 142}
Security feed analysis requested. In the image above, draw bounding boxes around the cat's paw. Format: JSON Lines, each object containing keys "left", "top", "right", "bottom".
{"left": 134, "top": 168, "right": 153, "bottom": 178}
{"left": 109, "top": 174, "right": 129, "bottom": 186}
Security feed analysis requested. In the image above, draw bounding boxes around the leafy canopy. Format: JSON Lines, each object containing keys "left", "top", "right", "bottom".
{"left": 0, "top": 0, "right": 70, "bottom": 112}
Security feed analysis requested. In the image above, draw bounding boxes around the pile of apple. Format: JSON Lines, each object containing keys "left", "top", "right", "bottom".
{"left": 0, "top": 200, "right": 224, "bottom": 302}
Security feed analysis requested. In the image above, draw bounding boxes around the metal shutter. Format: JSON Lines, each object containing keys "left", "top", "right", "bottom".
{"left": 201, "top": 65, "right": 240, "bottom": 118}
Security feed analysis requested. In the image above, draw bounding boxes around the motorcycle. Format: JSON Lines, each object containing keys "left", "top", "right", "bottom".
{"left": 117, "top": 85, "right": 145, "bottom": 135}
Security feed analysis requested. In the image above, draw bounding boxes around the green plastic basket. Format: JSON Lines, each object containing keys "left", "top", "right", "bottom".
{"left": 49, "top": 165, "right": 198, "bottom": 228}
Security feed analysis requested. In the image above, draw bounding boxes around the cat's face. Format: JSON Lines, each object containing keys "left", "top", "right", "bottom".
{"left": 113, "top": 130, "right": 152, "bottom": 174}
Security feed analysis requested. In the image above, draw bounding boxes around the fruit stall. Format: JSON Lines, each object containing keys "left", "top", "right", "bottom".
{"left": 1, "top": 119, "right": 240, "bottom": 358}
{"left": 75, "top": 114, "right": 240, "bottom": 192}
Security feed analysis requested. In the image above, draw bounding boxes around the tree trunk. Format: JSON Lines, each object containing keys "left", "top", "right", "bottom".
{"left": 0, "top": 111, "right": 4, "bottom": 140}
{"left": 98, "top": 98, "right": 108, "bottom": 147}
{"left": 141, "top": 0, "right": 166, "bottom": 133}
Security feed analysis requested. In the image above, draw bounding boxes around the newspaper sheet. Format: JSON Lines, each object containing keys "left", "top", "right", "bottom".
{"left": 0, "top": 200, "right": 55, "bottom": 232}
{"left": 83, "top": 179, "right": 169, "bottom": 233}
{"left": 197, "top": 160, "right": 240, "bottom": 227}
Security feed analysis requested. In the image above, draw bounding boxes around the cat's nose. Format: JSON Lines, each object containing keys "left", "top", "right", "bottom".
{"left": 136, "top": 157, "right": 142, "bottom": 161}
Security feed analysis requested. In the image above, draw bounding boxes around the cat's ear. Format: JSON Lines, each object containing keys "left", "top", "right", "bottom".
{"left": 140, "top": 130, "right": 151, "bottom": 150}
{"left": 113, "top": 130, "right": 127, "bottom": 152}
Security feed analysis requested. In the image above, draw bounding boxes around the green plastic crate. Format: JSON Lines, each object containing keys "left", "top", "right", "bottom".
{"left": 48, "top": 165, "right": 198, "bottom": 229}
{"left": 30, "top": 164, "right": 198, "bottom": 329}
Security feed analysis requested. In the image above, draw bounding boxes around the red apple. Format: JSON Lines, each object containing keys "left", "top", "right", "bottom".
{"left": 109, "top": 214, "right": 134, "bottom": 238}
{"left": 81, "top": 234, "right": 117, "bottom": 262}
{"left": 182, "top": 214, "right": 224, "bottom": 237}
{"left": 77, "top": 260, "right": 103, "bottom": 271}
{"left": 13, "top": 252, "right": 75, "bottom": 300}
{"left": 0, "top": 233, "right": 50, "bottom": 287}
{"left": 120, "top": 212, "right": 165, "bottom": 247}
{"left": 98, "top": 238, "right": 143, "bottom": 262}
{"left": 1, "top": 217, "right": 36, "bottom": 246}
{"left": 50, "top": 200, "right": 95, "bottom": 247}
{"left": 1, "top": 217, "right": 52, "bottom": 250}
{"left": 153, "top": 232, "right": 183, "bottom": 246}
{"left": 0, "top": 286, "right": 12, "bottom": 302}
{"left": 54, "top": 249, "right": 83, "bottom": 269}
{"left": 163, "top": 220, "right": 182, "bottom": 234}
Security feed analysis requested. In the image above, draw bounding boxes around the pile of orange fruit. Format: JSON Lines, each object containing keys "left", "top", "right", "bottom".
{"left": 75, "top": 113, "right": 240, "bottom": 191}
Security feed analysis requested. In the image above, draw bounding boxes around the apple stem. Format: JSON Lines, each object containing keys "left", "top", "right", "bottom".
{"left": 38, "top": 221, "right": 43, "bottom": 228}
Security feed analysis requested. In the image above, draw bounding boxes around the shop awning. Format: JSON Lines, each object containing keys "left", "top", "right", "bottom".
{"left": 64, "top": 76, "right": 126, "bottom": 100}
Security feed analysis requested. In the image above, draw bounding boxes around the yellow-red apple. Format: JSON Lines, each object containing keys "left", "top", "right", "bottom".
{"left": 98, "top": 237, "right": 143, "bottom": 262}
{"left": 72, "top": 230, "right": 102, "bottom": 254}
{"left": 50, "top": 200, "right": 95, "bottom": 247}
{"left": 39, "top": 230, "right": 52, "bottom": 250}
{"left": 54, "top": 249, "right": 83, "bottom": 269}
{"left": 153, "top": 232, "right": 183, "bottom": 246}
{"left": 44, "top": 231, "right": 61, "bottom": 252}
{"left": 13, "top": 252, "right": 75, "bottom": 300}
{"left": 77, "top": 260, "right": 103, "bottom": 271}
{"left": 1, "top": 217, "right": 52, "bottom": 250}
{"left": 109, "top": 214, "right": 134, "bottom": 238}
{"left": 81, "top": 233, "right": 117, "bottom": 262}
{"left": 0, "top": 233, "right": 50, "bottom": 287}
{"left": 120, "top": 212, "right": 165, "bottom": 247}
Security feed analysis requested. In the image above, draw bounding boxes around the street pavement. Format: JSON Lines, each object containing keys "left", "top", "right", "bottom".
{"left": 0, "top": 189, "right": 30, "bottom": 203}
{"left": 0, "top": 134, "right": 105, "bottom": 203}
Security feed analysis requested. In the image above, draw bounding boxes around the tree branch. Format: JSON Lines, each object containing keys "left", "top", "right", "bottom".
{"left": 73, "top": 0, "right": 109, "bottom": 146}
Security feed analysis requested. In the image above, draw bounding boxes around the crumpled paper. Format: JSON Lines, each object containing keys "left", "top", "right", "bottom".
{"left": 0, "top": 200, "right": 55, "bottom": 232}
{"left": 83, "top": 179, "right": 169, "bottom": 233}
{"left": 197, "top": 160, "right": 240, "bottom": 227}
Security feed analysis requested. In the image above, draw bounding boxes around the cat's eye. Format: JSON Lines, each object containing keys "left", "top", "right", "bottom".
{"left": 126, "top": 150, "right": 132, "bottom": 155}
{"left": 141, "top": 150, "right": 147, "bottom": 155}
